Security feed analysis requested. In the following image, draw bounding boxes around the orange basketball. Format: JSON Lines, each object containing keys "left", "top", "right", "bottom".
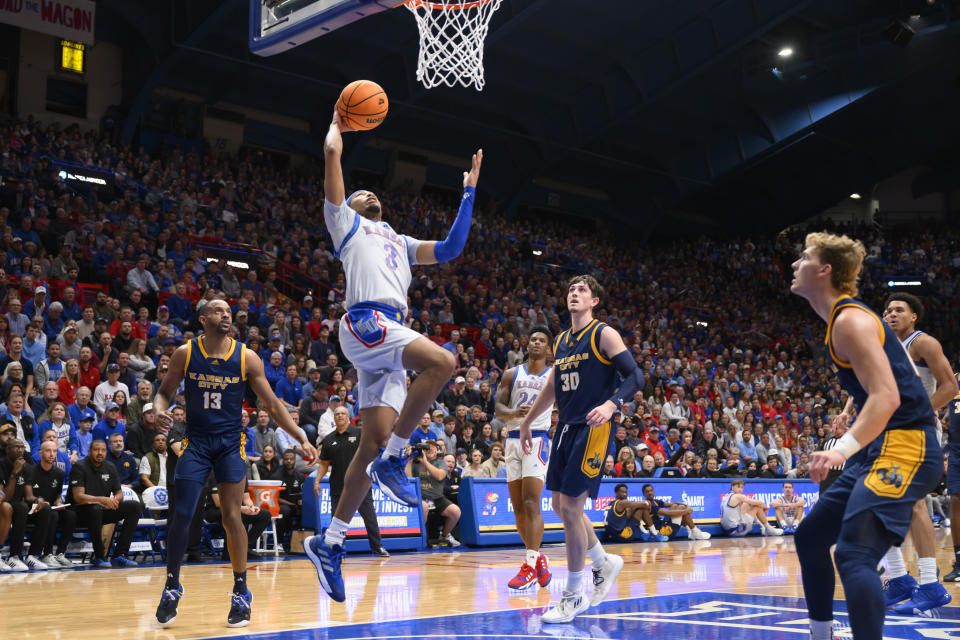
{"left": 337, "top": 80, "right": 388, "bottom": 131}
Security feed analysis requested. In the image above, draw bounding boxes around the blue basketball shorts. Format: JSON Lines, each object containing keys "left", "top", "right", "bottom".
{"left": 546, "top": 421, "right": 613, "bottom": 500}
{"left": 814, "top": 426, "right": 941, "bottom": 544}
{"left": 175, "top": 432, "right": 248, "bottom": 484}
{"left": 947, "top": 444, "right": 960, "bottom": 494}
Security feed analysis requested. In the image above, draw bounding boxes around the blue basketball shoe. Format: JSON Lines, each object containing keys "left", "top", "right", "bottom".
{"left": 305, "top": 535, "right": 346, "bottom": 602}
{"left": 883, "top": 573, "right": 919, "bottom": 607}
{"left": 892, "top": 582, "right": 952, "bottom": 616}
{"left": 156, "top": 583, "right": 184, "bottom": 627}
{"left": 367, "top": 449, "right": 419, "bottom": 508}
{"left": 227, "top": 588, "right": 252, "bottom": 627}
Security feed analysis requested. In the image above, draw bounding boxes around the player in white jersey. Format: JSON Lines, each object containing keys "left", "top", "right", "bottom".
{"left": 834, "top": 293, "right": 958, "bottom": 615}
{"left": 306, "top": 108, "right": 482, "bottom": 603}
{"left": 496, "top": 325, "right": 553, "bottom": 591}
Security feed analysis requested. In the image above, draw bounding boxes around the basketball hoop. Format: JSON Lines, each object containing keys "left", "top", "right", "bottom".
{"left": 404, "top": 0, "right": 503, "bottom": 91}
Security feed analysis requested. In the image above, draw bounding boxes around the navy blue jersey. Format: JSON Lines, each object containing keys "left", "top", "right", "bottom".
{"left": 826, "top": 297, "right": 934, "bottom": 431}
{"left": 553, "top": 319, "right": 618, "bottom": 425}
{"left": 604, "top": 498, "right": 629, "bottom": 531}
{"left": 183, "top": 337, "right": 247, "bottom": 438}
{"left": 950, "top": 373, "right": 960, "bottom": 444}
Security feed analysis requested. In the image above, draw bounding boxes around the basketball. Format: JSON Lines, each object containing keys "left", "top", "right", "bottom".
{"left": 337, "top": 80, "right": 388, "bottom": 131}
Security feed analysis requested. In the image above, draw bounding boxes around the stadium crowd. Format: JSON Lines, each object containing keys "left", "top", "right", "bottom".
{"left": 0, "top": 114, "right": 957, "bottom": 568}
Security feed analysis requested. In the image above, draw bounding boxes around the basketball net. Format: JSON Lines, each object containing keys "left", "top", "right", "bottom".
{"left": 405, "top": 0, "right": 503, "bottom": 91}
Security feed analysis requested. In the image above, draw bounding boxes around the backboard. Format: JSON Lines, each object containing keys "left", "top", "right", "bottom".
{"left": 249, "top": 0, "right": 397, "bottom": 57}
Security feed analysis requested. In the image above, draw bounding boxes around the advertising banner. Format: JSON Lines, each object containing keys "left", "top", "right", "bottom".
{"left": 459, "top": 477, "right": 818, "bottom": 545}
{"left": 0, "top": 0, "right": 96, "bottom": 45}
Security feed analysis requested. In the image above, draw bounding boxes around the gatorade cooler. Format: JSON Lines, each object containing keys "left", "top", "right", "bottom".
{"left": 248, "top": 480, "right": 283, "bottom": 517}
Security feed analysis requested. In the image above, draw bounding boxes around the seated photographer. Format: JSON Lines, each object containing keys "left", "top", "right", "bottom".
{"left": 405, "top": 440, "right": 460, "bottom": 547}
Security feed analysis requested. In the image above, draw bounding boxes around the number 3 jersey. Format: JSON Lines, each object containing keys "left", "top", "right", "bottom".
{"left": 183, "top": 337, "right": 247, "bottom": 438}
{"left": 552, "top": 319, "right": 618, "bottom": 426}
{"left": 324, "top": 198, "right": 424, "bottom": 317}
{"left": 507, "top": 363, "right": 552, "bottom": 432}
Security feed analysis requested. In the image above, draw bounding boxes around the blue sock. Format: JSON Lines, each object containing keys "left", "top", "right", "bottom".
{"left": 165, "top": 478, "right": 205, "bottom": 589}
{"left": 233, "top": 571, "right": 247, "bottom": 595}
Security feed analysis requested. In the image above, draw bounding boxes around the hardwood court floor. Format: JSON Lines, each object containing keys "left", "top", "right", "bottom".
{"left": 2, "top": 531, "right": 960, "bottom": 640}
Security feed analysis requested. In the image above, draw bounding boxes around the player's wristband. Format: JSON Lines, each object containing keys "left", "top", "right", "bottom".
{"left": 833, "top": 432, "right": 862, "bottom": 460}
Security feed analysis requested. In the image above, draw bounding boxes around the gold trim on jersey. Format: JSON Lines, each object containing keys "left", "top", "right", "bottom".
{"left": 581, "top": 420, "right": 611, "bottom": 478}
{"left": 239, "top": 430, "right": 247, "bottom": 462}
{"left": 825, "top": 298, "right": 885, "bottom": 369}
{"left": 590, "top": 322, "right": 611, "bottom": 365}
{"left": 183, "top": 340, "right": 192, "bottom": 375}
{"left": 198, "top": 335, "right": 210, "bottom": 359}
{"left": 240, "top": 346, "right": 247, "bottom": 381}
{"left": 864, "top": 429, "right": 924, "bottom": 499}
{"left": 612, "top": 499, "right": 626, "bottom": 517}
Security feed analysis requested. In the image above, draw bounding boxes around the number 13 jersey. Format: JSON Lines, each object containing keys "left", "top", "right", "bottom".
{"left": 552, "top": 319, "right": 618, "bottom": 426}
{"left": 183, "top": 336, "right": 247, "bottom": 437}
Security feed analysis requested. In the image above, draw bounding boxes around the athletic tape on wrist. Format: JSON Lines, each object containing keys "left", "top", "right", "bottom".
{"left": 834, "top": 431, "right": 862, "bottom": 460}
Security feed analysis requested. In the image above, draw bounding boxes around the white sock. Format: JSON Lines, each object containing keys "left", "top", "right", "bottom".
{"left": 885, "top": 546, "right": 908, "bottom": 579}
{"left": 383, "top": 434, "right": 409, "bottom": 459}
{"left": 587, "top": 541, "right": 607, "bottom": 567}
{"left": 918, "top": 557, "right": 938, "bottom": 585}
{"left": 810, "top": 619, "right": 834, "bottom": 640}
{"left": 525, "top": 549, "right": 539, "bottom": 567}
{"left": 566, "top": 569, "right": 583, "bottom": 593}
{"left": 324, "top": 517, "right": 350, "bottom": 546}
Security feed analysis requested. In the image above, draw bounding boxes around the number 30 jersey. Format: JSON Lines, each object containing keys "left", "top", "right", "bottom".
{"left": 507, "top": 363, "right": 552, "bottom": 432}
{"left": 183, "top": 337, "right": 247, "bottom": 438}
{"left": 552, "top": 319, "right": 618, "bottom": 426}
{"left": 324, "top": 198, "right": 424, "bottom": 318}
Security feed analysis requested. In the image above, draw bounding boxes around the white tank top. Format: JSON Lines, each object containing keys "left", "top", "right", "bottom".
{"left": 507, "top": 363, "right": 552, "bottom": 432}
{"left": 901, "top": 331, "right": 937, "bottom": 398}
{"left": 324, "top": 199, "right": 422, "bottom": 316}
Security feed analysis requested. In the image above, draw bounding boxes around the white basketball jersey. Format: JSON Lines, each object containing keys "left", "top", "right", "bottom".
{"left": 507, "top": 363, "right": 552, "bottom": 431}
{"left": 901, "top": 331, "right": 937, "bottom": 398}
{"left": 324, "top": 199, "right": 422, "bottom": 316}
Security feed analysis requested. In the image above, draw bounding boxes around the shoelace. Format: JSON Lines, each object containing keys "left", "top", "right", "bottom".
{"left": 592, "top": 567, "right": 604, "bottom": 586}
{"left": 513, "top": 564, "right": 535, "bottom": 581}
{"left": 161, "top": 588, "right": 181, "bottom": 605}
{"left": 230, "top": 592, "right": 250, "bottom": 610}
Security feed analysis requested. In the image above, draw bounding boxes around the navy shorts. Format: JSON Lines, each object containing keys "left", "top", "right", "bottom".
{"left": 948, "top": 445, "right": 960, "bottom": 494}
{"left": 546, "top": 421, "right": 613, "bottom": 500}
{"left": 605, "top": 517, "right": 645, "bottom": 542}
{"left": 175, "top": 432, "right": 248, "bottom": 484}
{"left": 652, "top": 517, "right": 680, "bottom": 538}
{"left": 815, "top": 426, "right": 941, "bottom": 544}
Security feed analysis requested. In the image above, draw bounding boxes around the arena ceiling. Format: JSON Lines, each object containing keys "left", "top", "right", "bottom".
{"left": 94, "top": 0, "right": 960, "bottom": 234}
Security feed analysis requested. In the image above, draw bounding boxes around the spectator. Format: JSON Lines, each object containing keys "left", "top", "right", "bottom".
{"left": 77, "top": 346, "right": 100, "bottom": 391}
{"left": 76, "top": 307, "right": 97, "bottom": 343}
{"left": 636, "top": 455, "right": 656, "bottom": 478}
{"left": 438, "top": 414, "right": 458, "bottom": 455}
{"left": 73, "top": 415, "right": 95, "bottom": 458}
{"left": 26, "top": 439, "right": 76, "bottom": 569}
{"left": 126, "top": 254, "right": 159, "bottom": 307}
{"left": 252, "top": 410, "right": 278, "bottom": 457}
{"left": 93, "top": 363, "right": 129, "bottom": 414}
{"left": 410, "top": 413, "right": 442, "bottom": 448}
{"left": 480, "top": 442, "right": 506, "bottom": 478}
{"left": 276, "top": 449, "right": 305, "bottom": 548}
{"left": 126, "top": 339, "right": 155, "bottom": 382}
{"left": 92, "top": 402, "right": 126, "bottom": 445}
{"left": 126, "top": 402, "right": 159, "bottom": 459}
{"left": 35, "top": 341, "right": 66, "bottom": 391}
{"left": 202, "top": 474, "right": 271, "bottom": 562}
{"left": 6, "top": 298, "right": 30, "bottom": 337}
{"left": 255, "top": 444, "right": 281, "bottom": 480}
{"left": 461, "top": 448, "right": 485, "bottom": 478}
{"left": 127, "top": 380, "right": 154, "bottom": 427}
{"left": 139, "top": 432, "right": 168, "bottom": 489}
{"left": 1, "top": 395, "right": 36, "bottom": 453}
{"left": 105, "top": 432, "right": 138, "bottom": 490}
{"left": 407, "top": 440, "right": 460, "bottom": 546}
{"left": 67, "top": 439, "right": 141, "bottom": 567}
{"left": 275, "top": 364, "right": 303, "bottom": 409}
{"left": 443, "top": 376, "right": 468, "bottom": 413}
{"left": 30, "top": 381, "right": 61, "bottom": 418}
{"left": 23, "top": 286, "right": 48, "bottom": 320}
{"left": 67, "top": 386, "right": 97, "bottom": 425}
{"left": 36, "top": 404, "right": 76, "bottom": 462}
{"left": 57, "top": 359, "right": 83, "bottom": 405}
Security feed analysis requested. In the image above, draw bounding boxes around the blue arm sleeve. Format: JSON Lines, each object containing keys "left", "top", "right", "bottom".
{"left": 433, "top": 187, "right": 475, "bottom": 263}
{"left": 607, "top": 350, "right": 645, "bottom": 408}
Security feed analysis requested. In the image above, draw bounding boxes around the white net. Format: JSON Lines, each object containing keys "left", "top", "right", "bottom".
{"left": 405, "top": 0, "right": 503, "bottom": 91}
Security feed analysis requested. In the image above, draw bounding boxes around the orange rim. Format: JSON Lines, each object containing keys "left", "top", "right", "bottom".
{"left": 403, "top": 0, "right": 495, "bottom": 10}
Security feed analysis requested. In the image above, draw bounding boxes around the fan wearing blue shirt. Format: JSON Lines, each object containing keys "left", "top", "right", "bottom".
{"left": 92, "top": 401, "right": 126, "bottom": 444}
{"left": 275, "top": 364, "right": 304, "bottom": 409}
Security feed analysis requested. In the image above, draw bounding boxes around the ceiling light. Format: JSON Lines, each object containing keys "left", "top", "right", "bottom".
{"left": 850, "top": 193, "right": 861, "bottom": 199}
{"left": 778, "top": 47, "right": 793, "bottom": 58}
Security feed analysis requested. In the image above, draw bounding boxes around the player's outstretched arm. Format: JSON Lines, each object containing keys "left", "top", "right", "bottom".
{"left": 415, "top": 149, "right": 482, "bottom": 266}
{"left": 810, "top": 309, "right": 900, "bottom": 482}
{"left": 518, "top": 367, "right": 556, "bottom": 454}
{"left": 585, "top": 326, "right": 644, "bottom": 429}
{"left": 914, "top": 334, "right": 959, "bottom": 412}
{"left": 154, "top": 344, "right": 188, "bottom": 431}
{"left": 244, "top": 349, "right": 318, "bottom": 464}
{"left": 323, "top": 109, "right": 353, "bottom": 207}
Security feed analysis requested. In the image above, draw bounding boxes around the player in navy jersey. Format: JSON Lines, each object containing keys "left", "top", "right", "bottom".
{"left": 519, "top": 275, "right": 645, "bottom": 623}
{"left": 154, "top": 300, "right": 317, "bottom": 628}
{"left": 946, "top": 374, "right": 960, "bottom": 582}
{"left": 791, "top": 232, "right": 942, "bottom": 640}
